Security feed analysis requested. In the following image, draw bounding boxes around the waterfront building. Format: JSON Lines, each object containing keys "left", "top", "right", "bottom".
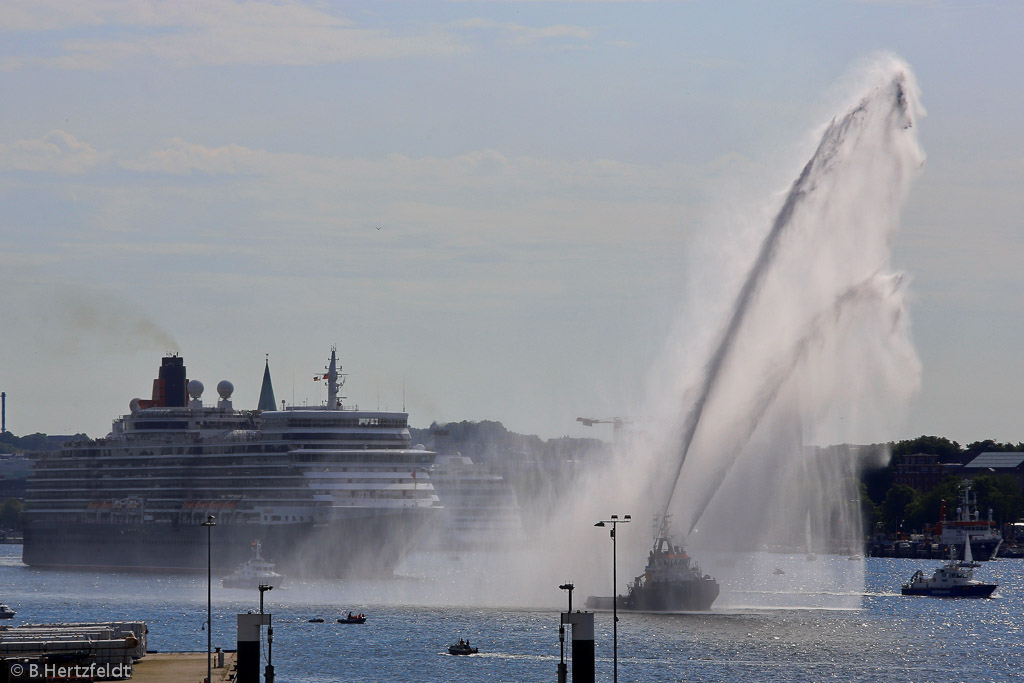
{"left": 893, "top": 453, "right": 961, "bottom": 492}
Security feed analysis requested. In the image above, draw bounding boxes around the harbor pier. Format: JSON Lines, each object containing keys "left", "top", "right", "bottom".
{"left": 0, "top": 621, "right": 235, "bottom": 682}
{"left": 131, "top": 651, "right": 236, "bottom": 683}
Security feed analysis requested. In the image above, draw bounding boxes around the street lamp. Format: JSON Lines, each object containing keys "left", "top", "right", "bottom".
{"left": 595, "top": 514, "right": 630, "bottom": 683}
{"left": 557, "top": 582, "right": 574, "bottom": 683}
{"left": 202, "top": 515, "right": 216, "bottom": 683}
{"left": 260, "top": 584, "right": 275, "bottom": 683}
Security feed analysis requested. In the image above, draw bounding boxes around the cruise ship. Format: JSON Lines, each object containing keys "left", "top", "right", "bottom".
{"left": 23, "top": 349, "right": 441, "bottom": 577}
{"left": 420, "top": 430, "right": 524, "bottom": 551}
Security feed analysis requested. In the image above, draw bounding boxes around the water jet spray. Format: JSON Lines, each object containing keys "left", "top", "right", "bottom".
{"left": 660, "top": 65, "right": 924, "bottom": 544}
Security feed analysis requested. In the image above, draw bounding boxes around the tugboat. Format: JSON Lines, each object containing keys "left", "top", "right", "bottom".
{"left": 901, "top": 537, "right": 997, "bottom": 598}
{"left": 222, "top": 540, "right": 285, "bottom": 589}
{"left": 0, "top": 604, "right": 16, "bottom": 619}
{"left": 586, "top": 516, "right": 719, "bottom": 611}
{"left": 448, "top": 638, "right": 478, "bottom": 655}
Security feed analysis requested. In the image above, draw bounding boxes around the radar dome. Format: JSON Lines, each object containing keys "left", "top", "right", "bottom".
{"left": 217, "top": 380, "right": 234, "bottom": 399}
{"left": 188, "top": 380, "right": 204, "bottom": 399}
{"left": 129, "top": 398, "right": 141, "bottom": 414}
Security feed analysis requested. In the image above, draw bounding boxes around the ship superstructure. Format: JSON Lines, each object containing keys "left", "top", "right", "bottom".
{"left": 621, "top": 516, "right": 719, "bottom": 611}
{"left": 24, "top": 349, "right": 440, "bottom": 577}
{"left": 936, "top": 481, "right": 1003, "bottom": 561}
{"left": 423, "top": 440, "right": 525, "bottom": 551}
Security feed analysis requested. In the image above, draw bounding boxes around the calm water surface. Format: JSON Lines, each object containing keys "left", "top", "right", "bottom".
{"left": 0, "top": 546, "right": 1019, "bottom": 682}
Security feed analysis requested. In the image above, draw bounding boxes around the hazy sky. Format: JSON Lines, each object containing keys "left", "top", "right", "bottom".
{"left": 1, "top": 1, "right": 1021, "bottom": 446}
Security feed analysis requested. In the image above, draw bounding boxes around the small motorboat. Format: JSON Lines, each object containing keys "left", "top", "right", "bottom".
{"left": 307, "top": 618, "right": 325, "bottom": 623}
{"left": 772, "top": 567, "right": 785, "bottom": 575}
{"left": 338, "top": 611, "right": 366, "bottom": 624}
{"left": 901, "top": 537, "right": 997, "bottom": 598}
{"left": 0, "top": 604, "right": 16, "bottom": 619}
{"left": 448, "top": 639, "right": 478, "bottom": 656}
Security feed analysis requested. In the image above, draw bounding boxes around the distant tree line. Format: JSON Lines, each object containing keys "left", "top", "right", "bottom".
{"left": 0, "top": 432, "right": 51, "bottom": 454}
{"left": 0, "top": 432, "right": 85, "bottom": 454}
{"left": 861, "top": 435, "right": 1024, "bottom": 535}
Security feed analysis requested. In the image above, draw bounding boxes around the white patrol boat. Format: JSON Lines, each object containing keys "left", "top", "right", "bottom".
{"left": 901, "top": 536, "right": 997, "bottom": 598}
{"left": 222, "top": 540, "right": 285, "bottom": 589}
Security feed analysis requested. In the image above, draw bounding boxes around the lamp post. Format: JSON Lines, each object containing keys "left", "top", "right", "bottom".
{"left": 259, "top": 584, "right": 275, "bottom": 683}
{"left": 595, "top": 514, "right": 630, "bottom": 683}
{"left": 557, "top": 582, "right": 574, "bottom": 683}
{"left": 202, "top": 515, "right": 216, "bottom": 683}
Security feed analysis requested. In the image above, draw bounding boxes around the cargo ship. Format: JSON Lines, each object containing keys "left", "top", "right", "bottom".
{"left": 23, "top": 348, "right": 441, "bottom": 577}
{"left": 419, "top": 430, "right": 525, "bottom": 551}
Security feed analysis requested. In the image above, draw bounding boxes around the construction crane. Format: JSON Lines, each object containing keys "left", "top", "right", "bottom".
{"left": 576, "top": 416, "right": 634, "bottom": 449}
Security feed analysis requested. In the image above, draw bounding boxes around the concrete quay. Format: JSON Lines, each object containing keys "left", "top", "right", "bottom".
{"left": 131, "top": 651, "right": 236, "bottom": 683}
{"left": 0, "top": 651, "right": 236, "bottom": 682}
{"left": 0, "top": 622, "right": 238, "bottom": 682}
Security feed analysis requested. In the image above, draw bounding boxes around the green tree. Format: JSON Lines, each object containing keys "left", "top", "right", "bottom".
{"left": 891, "top": 435, "right": 962, "bottom": 461}
{"left": 859, "top": 442, "right": 895, "bottom": 506}
{"left": 859, "top": 482, "right": 879, "bottom": 534}
{"left": 903, "top": 477, "right": 960, "bottom": 532}
{"left": 879, "top": 484, "right": 919, "bottom": 533}
{"left": 963, "top": 440, "right": 1024, "bottom": 462}
{"left": 969, "top": 474, "right": 1024, "bottom": 524}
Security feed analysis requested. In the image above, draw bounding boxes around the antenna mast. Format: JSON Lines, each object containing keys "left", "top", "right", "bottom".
{"left": 326, "top": 346, "right": 346, "bottom": 409}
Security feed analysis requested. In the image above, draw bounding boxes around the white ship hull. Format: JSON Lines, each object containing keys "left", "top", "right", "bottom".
{"left": 24, "top": 350, "right": 442, "bottom": 578}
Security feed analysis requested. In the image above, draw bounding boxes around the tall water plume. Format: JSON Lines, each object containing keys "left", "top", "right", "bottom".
{"left": 626, "top": 55, "right": 925, "bottom": 607}
{"left": 383, "top": 57, "right": 925, "bottom": 611}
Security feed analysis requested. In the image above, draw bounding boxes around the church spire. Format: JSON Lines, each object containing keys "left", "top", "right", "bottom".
{"left": 258, "top": 354, "right": 277, "bottom": 411}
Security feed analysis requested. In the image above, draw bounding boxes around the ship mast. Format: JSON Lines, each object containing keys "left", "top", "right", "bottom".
{"left": 651, "top": 514, "right": 673, "bottom": 554}
{"left": 326, "top": 346, "right": 346, "bottom": 409}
